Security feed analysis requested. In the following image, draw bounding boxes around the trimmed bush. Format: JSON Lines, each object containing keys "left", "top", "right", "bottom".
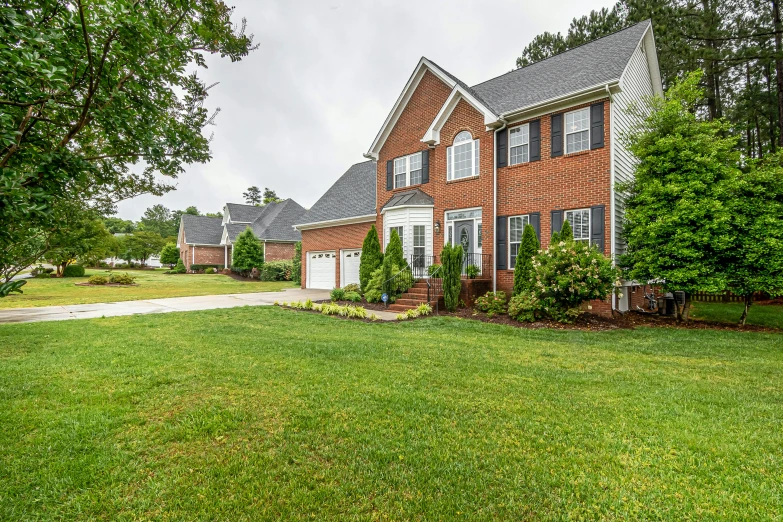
{"left": 359, "top": 225, "right": 383, "bottom": 293}
{"left": 474, "top": 291, "right": 508, "bottom": 317}
{"left": 87, "top": 275, "right": 108, "bottom": 285}
{"left": 259, "top": 261, "right": 293, "bottom": 281}
{"left": 109, "top": 272, "right": 136, "bottom": 285}
{"left": 513, "top": 224, "right": 540, "bottom": 296}
{"left": 62, "top": 265, "right": 85, "bottom": 278}
{"left": 441, "top": 243, "right": 463, "bottom": 312}
{"left": 330, "top": 287, "right": 346, "bottom": 301}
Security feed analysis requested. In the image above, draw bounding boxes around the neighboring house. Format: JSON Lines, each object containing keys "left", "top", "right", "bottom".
{"left": 178, "top": 199, "right": 306, "bottom": 271}
{"left": 295, "top": 21, "right": 662, "bottom": 314}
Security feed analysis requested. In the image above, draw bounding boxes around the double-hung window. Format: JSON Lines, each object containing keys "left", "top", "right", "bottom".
{"left": 413, "top": 225, "right": 426, "bottom": 268}
{"left": 447, "top": 131, "right": 479, "bottom": 180}
{"left": 509, "top": 124, "right": 529, "bottom": 165}
{"left": 393, "top": 152, "right": 423, "bottom": 189}
{"left": 565, "top": 108, "right": 590, "bottom": 154}
{"left": 564, "top": 209, "right": 590, "bottom": 243}
{"left": 508, "top": 215, "right": 530, "bottom": 268}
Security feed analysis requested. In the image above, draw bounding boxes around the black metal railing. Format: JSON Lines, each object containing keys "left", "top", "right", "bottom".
{"left": 382, "top": 265, "right": 415, "bottom": 308}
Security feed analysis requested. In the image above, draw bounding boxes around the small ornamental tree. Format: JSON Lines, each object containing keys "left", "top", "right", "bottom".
{"left": 513, "top": 224, "right": 540, "bottom": 296}
{"left": 385, "top": 229, "right": 406, "bottom": 269}
{"left": 292, "top": 242, "right": 302, "bottom": 285}
{"left": 231, "top": 227, "right": 265, "bottom": 277}
{"left": 724, "top": 154, "right": 783, "bottom": 325}
{"left": 619, "top": 71, "right": 737, "bottom": 322}
{"left": 441, "top": 242, "right": 464, "bottom": 312}
{"left": 159, "top": 243, "right": 180, "bottom": 268}
{"left": 359, "top": 225, "right": 383, "bottom": 293}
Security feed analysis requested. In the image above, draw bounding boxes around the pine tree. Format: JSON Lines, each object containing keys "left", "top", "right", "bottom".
{"left": 385, "top": 229, "right": 406, "bottom": 268}
{"left": 513, "top": 224, "right": 540, "bottom": 296}
{"left": 231, "top": 227, "right": 265, "bottom": 276}
{"left": 359, "top": 225, "right": 383, "bottom": 293}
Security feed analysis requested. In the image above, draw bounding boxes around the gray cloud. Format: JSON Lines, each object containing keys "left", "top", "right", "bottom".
{"left": 116, "top": 0, "right": 615, "bottom": 219}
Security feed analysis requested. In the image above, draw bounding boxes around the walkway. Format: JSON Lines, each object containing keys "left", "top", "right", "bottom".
{"left": 0, "top": 288, "right": 398, "bottom": 324}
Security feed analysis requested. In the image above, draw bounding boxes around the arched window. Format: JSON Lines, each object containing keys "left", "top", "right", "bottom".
{"left": 447, "top": 131, "right": 479, "bottom": 180}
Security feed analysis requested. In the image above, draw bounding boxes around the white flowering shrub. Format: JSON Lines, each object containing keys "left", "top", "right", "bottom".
{"left": 518, "top": 239, "right": 620, "bottom": 323}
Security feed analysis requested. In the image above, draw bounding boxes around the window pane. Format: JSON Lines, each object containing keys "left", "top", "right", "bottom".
{"left": 454, "top": 141, "right": 473, "bottom": 179}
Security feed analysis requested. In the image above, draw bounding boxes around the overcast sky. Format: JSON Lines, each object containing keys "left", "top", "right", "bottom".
{"left": 116, "top": 0, "right": 615, "bottom": 220}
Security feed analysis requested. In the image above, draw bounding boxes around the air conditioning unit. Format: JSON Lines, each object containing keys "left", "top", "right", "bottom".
{"left": 674, "top": 291, "right": 686, "bottom": 306}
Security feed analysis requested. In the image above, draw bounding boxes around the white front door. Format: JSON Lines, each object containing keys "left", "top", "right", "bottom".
{"left": 341, "top": 249, "right": 361, "bottom": 287}
{"left": 307, "top": 251, "right": 336, "bottom": 289}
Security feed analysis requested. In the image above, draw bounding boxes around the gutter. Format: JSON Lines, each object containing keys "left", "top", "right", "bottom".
{"left": 493, "top": 116, "right": 507, "bottom": 293}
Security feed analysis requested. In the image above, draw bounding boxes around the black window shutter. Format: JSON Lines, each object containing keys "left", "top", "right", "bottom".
{"left": 496, "top": 128, "right": 508, "bottom": 168}
{"left": 496, "top": 215, "right": 507, "bottom": 270}
{"left": 386, "top": 160, "right": 393, "bottom": 190}
{"left": 590, "top": 102, "right": 605, "bottom": 149}
{"left": 530, "top": 120, "right": 541, "bottom": 162}
{"left": 590, "top": 205, "right": 605, "bottom": 253}
{"left": 550, "top": 114, "right": 563, "bottom": 157}
{"left": 421, "top": 149, "right": 429, "bottom": 184}
{"left": 529, "top": 212, "right": 541, "bottom": 242}
{"left": 551, "top": 210, "right": 563, "bottom": 238}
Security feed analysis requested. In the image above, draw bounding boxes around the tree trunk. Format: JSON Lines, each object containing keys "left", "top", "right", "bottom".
{"left": 739, "top": 293, "right": 753, "bottom": 326}
{"left": 774, "top": 0, "right": 783, "bottom": 148}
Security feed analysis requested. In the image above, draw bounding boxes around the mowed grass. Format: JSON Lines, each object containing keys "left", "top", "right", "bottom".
{"left": 691, "top": 301, "right": 783, "bottom": 329}
{"left": 1, "top": 309, "right": 782, "bottom": 520}
{"left": 0, "top": 269, "right": 295, "bottom": 309}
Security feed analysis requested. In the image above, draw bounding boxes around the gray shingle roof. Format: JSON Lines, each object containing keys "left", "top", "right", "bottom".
{"left": 225, "top": 202, "right": 265, "bottom": 223}
{"left": 225, "top": 199, "right": 306, "bottom": 243}
{"left": 181, "top": 215, "right": 224, "bottom": 245}
{"left": 470, "top": 21, "right": 651, "bottom": 115}
{"left": 381, "top": 188, "right": 434, "bottom": 211}
{"left": 297, "top": 161, "right": 377, "bottom": 225}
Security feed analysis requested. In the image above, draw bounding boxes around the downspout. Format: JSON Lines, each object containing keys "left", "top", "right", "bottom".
{"left": 493, "top": 116, "right": 507, "bottom": 292}
{"left": 606, "top": 83, "right": 617, "bottom": 311}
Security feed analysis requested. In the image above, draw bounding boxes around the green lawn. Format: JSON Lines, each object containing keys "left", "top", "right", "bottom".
{"left": 0, "top": 269, "right": 295, "bottom": 309}
{"left": 1, "top": 309, "right": 781, "bottom": 520}
{"left": 691, "top": 301, "right": 783, "bottom": 329}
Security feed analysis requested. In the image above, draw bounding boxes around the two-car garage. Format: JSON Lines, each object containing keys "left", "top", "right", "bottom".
{"left": 305, "top": 249, "right": 361, "bottom": 290}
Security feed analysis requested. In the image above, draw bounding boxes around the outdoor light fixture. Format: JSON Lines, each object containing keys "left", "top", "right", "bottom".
{"left": 435, "top": 220, "right": 441, "bottom": 234}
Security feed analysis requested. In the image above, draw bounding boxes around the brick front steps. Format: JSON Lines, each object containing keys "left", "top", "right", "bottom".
{"left": 388, "top": 280, "right": 443, "bottom": 312}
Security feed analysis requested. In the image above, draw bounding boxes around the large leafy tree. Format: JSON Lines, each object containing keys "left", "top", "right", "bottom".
{"left": 619, "top": 72, "right": 737, "bottom": 321}
{"left": 0, "top": 0, "right": 256, "bottom": 274}
{"left": 724, "top": 153, "right": 783, "bottom": 324}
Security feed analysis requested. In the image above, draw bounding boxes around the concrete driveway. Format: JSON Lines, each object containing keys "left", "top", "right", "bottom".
{"left": 0, "top": 288, "right": 337, "bottom": 324}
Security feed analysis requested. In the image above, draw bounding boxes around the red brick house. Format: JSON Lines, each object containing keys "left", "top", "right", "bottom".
{"left": 178, "top": 199, "right": 306, "bottom": 271}
{"left": 295, "top": 21, "right": 662, "bottom": 313}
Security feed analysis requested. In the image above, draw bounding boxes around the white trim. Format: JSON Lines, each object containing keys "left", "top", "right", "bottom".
{"left": 294, "top": 214, "right": 377, "bottom": 231}
{"left": 365, "top": 58, "right": 457, "bottom": 160}
{"left": 422, "top": 86, "right": 497, "bottom": 145}
{"left": 380, "top": 204, "right": 434, "bottom": 215}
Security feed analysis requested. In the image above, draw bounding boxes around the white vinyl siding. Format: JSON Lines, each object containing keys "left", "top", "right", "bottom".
{"left": 508, "top": 215, "right": 529, "bottom": 268}
{"left": 565, "top": 108, "right": 590, "bottom": 154}
{"left": 509, "top": 124, "right": 529, "bottom": 165}
{"left": 565, "top": 209, "right": 590, "bottom": 243}
{"left": 613, "top": 44, "right": 655, "bottom": 256}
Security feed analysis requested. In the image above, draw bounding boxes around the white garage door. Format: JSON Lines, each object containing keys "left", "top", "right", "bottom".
{"left": 341, "top": 249, "right": 361, "bottom": 287}
{"left": 307, "top": 251, "right": 336, "bottom": 289}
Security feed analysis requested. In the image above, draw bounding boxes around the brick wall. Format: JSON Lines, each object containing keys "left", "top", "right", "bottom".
{"left": 495, "top": 99, "right": 612, "bottom": 304}
{"left": 180, "top": 243, "right": 229, "bottom": 270}
{"left": 265, "top": 242, "right": 296, "bottom": 262}
{"left": 300, "top": 222, "right": 374, "bottom": 288}
{"left": 376, "top": 71, "right": 494, "bottom": 271}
